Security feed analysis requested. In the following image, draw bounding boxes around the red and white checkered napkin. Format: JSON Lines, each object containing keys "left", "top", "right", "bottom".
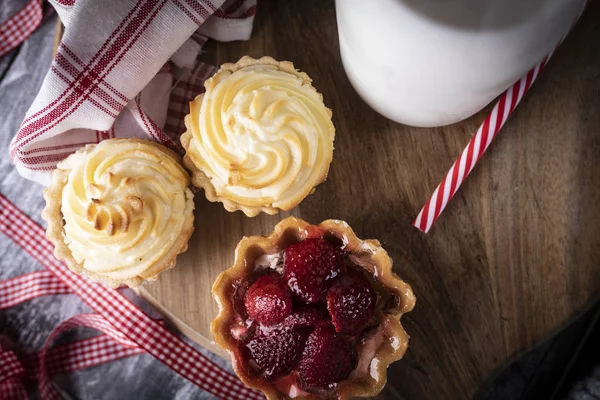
{"left": 8, "top": 0, "right": 256, "bottom": 185}
{"left": 0, "top": 0, "right": 43, "bottom": 57}
{"left": 0, "top": 194, "right": 264, "bottom": 399}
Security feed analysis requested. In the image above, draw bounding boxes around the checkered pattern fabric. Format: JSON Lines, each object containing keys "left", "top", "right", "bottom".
{"left": 22, "top": 334, "right": 144, "bottom": 378}
{"left": 0, "top": 270, "right": 70, "bottom": 309}
{"left": 0, "top": 345, "right": 27, "bottom": 400}
{"left": 36, "top": 314, "right": 140, "bottom": 400}
{"left": 0, "top": 316, "right": 146, "bottom": 400}
{"left": 0, "top": 194, "right": 263, "bottom": 399}
{"left": 164, "top": 62, "right": 216, "bottom": 139}
{"left": 0, "top": 0, "right": 43, "bottom": 57}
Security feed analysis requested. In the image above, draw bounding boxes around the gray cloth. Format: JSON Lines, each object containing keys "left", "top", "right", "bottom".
{"left": 0, "top": 10, "right": 226, "bottom": 400}
{"left": 568, "top": 367, "right": 600, "bottom": 400}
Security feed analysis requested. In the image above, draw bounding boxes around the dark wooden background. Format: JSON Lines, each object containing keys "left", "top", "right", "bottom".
{"left": 143, "top": 1, "right": 600, "bottom": 399}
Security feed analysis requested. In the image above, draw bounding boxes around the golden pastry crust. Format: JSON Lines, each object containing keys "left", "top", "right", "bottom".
{"left": 211, "top": 217, "right": 416, "bottom": 400}
{"left": 181, "top": 56, "right": 335, "bottom": 217}
{"left": 41, "top": 138, "right": 195, "bottom": 288}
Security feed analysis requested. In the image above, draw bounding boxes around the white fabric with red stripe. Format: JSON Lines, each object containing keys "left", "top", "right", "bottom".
{"left": 7, "top": 0, "right": 256, "bottom": 185}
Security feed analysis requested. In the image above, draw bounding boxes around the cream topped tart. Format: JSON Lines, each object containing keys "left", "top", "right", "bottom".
{"left": 212, "top": 217, "right": 416, "bottom": 400}
{"left": 181, "top": 56, "right": 335, "bottom": 217}
{"left": 42, "top": 139, "right": 195, "bottom": 287}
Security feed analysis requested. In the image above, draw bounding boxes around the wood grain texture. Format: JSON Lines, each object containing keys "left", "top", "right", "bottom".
{"left": 141, "top": 1, "right": 600, "bottom": 399}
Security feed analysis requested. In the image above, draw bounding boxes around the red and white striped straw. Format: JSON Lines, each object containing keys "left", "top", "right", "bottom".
{"left": 414, "top": 1, "right": 589, "bottom": 234}
{"left": 413, "top": 55, "right": 550, "bottom": 233}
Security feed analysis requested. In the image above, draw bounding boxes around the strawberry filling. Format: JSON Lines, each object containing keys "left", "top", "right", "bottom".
{"left": 284, "top": 238, "right": 346, "bottom": 302}
{"left": 327, "top": 270, "right": 377, "bottom": 335}
{"left": 296, "top": 324, "right": 357, "bottom": 389}
{"left": 233, "top": 235, "right": 383, "bottom": 394}
{"left": 244, "top": 273, "right": 292, "bottom": 326}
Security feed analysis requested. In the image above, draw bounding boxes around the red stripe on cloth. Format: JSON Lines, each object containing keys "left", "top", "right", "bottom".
{"left": 205, "top": 0, "right": 219, "bottom": 12}
{"left": 17, "top": 149, "right": 83, "bottom": 166}
{"left": 54, "top": 52, "right": 83, "bottom": 84}
{"left": 173, "top": 0, "right": 202, "bottom": 25}
{"left": 50, "top": 66, "right": 119, "bottom": 117}
{"left": 4, "top": 332, "right": 145, "bottom": 385}
{"left": 0, "top": 350, "right": 25, "bottom": 383}
{"left": 25, "top": 334, "right": 144, "bottom": 378}
{"left": 54, "top": 53, "right": 127, "bottom": 111}
{"left": 62, "top": 45, "right": 129, "bottom": 107}
{"left": 12, "top": 0, "right": 166, "bottom": 154}
{"left": 222, "top": 0, "right": 246, "bottom": 15}
{"left": 0, "top": 346, "right": 27, "bottom": 400}
{"left": 0, "top": 0, "right": 43, "bottom": 57}
{"left": 214, "top": 4, "right": 256, "bottom": 19}
{"left": 16, "top": 165, "right": 57, "bottom": 172}
{"left": 0, "top": 380, "right": 28, "bottom": 400}
{"left": 0, "top": 271, "right": 71, "bottom": 310}
{"left": 17, "top": 141, "right": 96, "bottom": 156}
{"left": 36, "top": 314, "right": 141, "bottom": 400}
{"left": 50, "top": 335, "right": 143, "bottom": 373}
{"left": 164, "top": 62, "right": 215, "bottom": 139}
{"left": 0, "top": 195, "right": 262, "bottom": 399}
{"left": 15, "top": 0, "right": 169, "bottom": 152}
{"left": 180, "top": 0, "right": 213, "bottom": 21}
{"left": 134, "top": 95, "right": 184, "bottom": 153}
{"left": 18, "top": 0, "right": 146, "bottom": 128}
{"left": 190, "top": 31, "right": 208, "bottom": 47}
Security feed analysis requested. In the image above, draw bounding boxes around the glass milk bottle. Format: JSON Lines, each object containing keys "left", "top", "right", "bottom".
{"left": 335, "top": 0, "right": 586, "bottom": 127}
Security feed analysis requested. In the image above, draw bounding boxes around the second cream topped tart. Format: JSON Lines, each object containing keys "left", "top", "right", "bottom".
{"left": 181, "top": 56, "right": 335, "bottom": 217}
{"left": 42, "top": 139, "right": 195, "bottom": 288}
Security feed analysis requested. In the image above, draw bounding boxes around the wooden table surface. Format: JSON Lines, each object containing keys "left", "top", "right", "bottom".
{"left": 141, "top": 1, "right": 600, "bottom": 399}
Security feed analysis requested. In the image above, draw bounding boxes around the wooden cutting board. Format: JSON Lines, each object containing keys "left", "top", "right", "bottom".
{"left": 135, "top": 1, "right": 600, "bottom": 399}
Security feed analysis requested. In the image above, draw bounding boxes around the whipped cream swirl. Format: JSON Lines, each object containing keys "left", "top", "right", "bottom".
{"left": 186, "top": 57, "right": 335, "bottom": 212}
{"left": 59, "top": 139, "right": 194, "bottom": 282}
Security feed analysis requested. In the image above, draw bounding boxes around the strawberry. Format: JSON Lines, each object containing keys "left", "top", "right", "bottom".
{"left": 245, "top": 324, "right": 312, "bottom": 381}
{"left": 326, "top": 270, "right": 377, "bottom": 335}
{"left": 244, "top": 273, "right": 292, "bottom": 326}
{"left": 284, "top": 304, "right": 331, "bottom": 329}
{"left": 283, "top": 238, "right": 345, "bottom": 302}
{"left": 295, "top": 325, "right": 357, "bottom": 389}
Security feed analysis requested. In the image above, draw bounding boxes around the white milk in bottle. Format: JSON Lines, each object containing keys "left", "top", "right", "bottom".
{"left": 335, "top": 0, "right": 586, "bottom": 127}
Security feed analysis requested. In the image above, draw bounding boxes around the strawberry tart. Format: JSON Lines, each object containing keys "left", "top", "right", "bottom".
{"left": 211, "top": 217, "right": 415, "bottom": 399}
